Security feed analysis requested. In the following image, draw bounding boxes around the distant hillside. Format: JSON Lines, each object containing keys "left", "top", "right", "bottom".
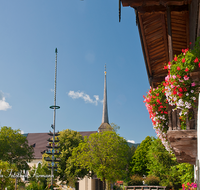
{"left": 127, "top": 142, "right": 140, "bottom": 149}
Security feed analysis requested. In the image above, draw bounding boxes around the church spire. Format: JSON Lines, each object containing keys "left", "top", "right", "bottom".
{"left": 102, "top": 64, "right": 109, "bottom": 124}
{"left": 98, "top": 64, "right": 111, "bottom": 132}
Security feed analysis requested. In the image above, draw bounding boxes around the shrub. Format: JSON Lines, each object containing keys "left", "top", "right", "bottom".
{"left": 128, "top": 175, "right": 143, "bottom": 185}
{"left": 26, "top": 181, "right": 44, "bottom": 190}
{"left": 144, "top": 175, "right": 160, "bottom": 185}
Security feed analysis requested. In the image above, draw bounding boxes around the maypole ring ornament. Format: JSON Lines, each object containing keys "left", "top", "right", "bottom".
{"left": 49, "top": 105, "right": 60, "bottom": 109}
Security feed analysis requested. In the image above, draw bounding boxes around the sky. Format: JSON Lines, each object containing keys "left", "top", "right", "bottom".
{"left": 0, "top": 0, "right": 157, "bottom": 143}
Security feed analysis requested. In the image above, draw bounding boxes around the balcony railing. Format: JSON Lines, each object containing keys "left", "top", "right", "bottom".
{"left": 167, "top": 105, "right": 197, "bottom": 165}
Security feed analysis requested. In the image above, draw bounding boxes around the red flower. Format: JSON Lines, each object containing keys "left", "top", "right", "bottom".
{"left": 164, "top": 111, "right": 168, "bottom": 114}
{"left": 184, "top": 87, "right": 187, "bottom": 91}
{"left": 190, "top": 42, "right": 192, "bottom": 45}
{"left": 199, "top": 62, "right": 200, "bottom": 68}
{"left": 156, "top": 99, "right": 161, "bottom": 104}
{"left": 174, "top": 57, "right": 177, "bottom": 61}
{"left": 156, "top": 93, "right": 159, "bottom": 96}
{"left": 177, "top": 74, "right": 181, "bottom": 78}
{"left": 177, "top": 66, "right": 181, "bottom": 70}
{"left": 182, "top": 58, "right": 185, "bottom": 63}
{"left": 185, "top": 68, "right": 189, "bottom": 72}
{"left": 179, "top": 88, "right": 183, "bottom": 92}
{"left": 173, "top": 91, "right": 177, "bottom": 95}
{"left": 179, "top": 93, "right": 183, "bottom": 98}
{"left": 194, "top": 57, "right": 199, "bottom": 63}
{"left": 164, "top": 65, "right": 168, "bottom": 69}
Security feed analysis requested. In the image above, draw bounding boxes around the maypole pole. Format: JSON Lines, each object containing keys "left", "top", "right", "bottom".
{"left": 49, "top": 48, "right": 60, "bottom": 190}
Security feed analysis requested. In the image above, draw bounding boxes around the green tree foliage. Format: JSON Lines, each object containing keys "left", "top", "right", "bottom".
{"left": 0, "top": 160, "right": 17, "bottom": 190}
{"left": 0, "top": 126, "right": 34, "bottom": 170}
{"left": 110, "top": 123, "right": 120, "bottom": 133}
{"left": 130, "top": 136, "right": 153, "bottom": 176}
{"left": 72, "top": 131, "right": 129, "bottom": 190}
{"left": 128, "top": 175, "right": 143, "bottom": 185}
{"left": 147, "top": 138, "right": 177, "bottom": 183}
{"left": 175, "top": 163, "right": 194, "bottom": 184}
{"left": 28, "top": 163, "right": 50, "bottom": 189}
{"left": 147, "top": 138, "right": 194, "bottom": 189}
{"left": 129, "top": 136, "right": 194, "bottom": 189}
{"left": 57, "top": 129, "right": 88, "bottom": 187}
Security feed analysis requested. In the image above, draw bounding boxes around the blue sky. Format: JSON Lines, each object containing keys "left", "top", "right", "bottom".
{"left": 0, "top": 0, "right": 156, "bottom": 143}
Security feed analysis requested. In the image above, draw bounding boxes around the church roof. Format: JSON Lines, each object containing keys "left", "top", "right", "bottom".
{"left": 98, "top": 65, "right": 111, "bottom": 132}
{"left": 26, "top": 131, "right": 97, "bottom": 159}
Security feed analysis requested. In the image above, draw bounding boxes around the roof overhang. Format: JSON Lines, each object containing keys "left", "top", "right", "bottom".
{"left": 122, "top": 0, "right": 199, "bottom": 87}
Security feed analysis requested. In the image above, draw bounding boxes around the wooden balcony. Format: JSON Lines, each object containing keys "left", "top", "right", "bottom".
{"left": 167, "top": 105, "right": 197, "bottom": 165}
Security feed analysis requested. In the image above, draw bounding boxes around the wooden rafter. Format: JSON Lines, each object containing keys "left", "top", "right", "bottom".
{"left": 138, "top": 13, "right": 152, "bottom": 77}
{"left": 167, "top": 6, "right": 173, "bottom": 62}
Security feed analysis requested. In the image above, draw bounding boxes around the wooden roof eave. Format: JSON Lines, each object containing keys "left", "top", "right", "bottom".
{"left": 122, "top": 0, "right": 192, "bottom": 8}
{"left": 136, "top": 10, "right": 152, "bottom": 85}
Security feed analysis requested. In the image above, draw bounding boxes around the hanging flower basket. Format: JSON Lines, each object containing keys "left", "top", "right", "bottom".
{"left": 144, "top": 38, "right": 200, "bottom": 154}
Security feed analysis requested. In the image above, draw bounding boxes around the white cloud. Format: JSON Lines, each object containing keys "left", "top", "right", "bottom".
{"left": 68, "top": 91, "right": 103, "bottom": 106}
{"left": 127, "top": 140, "right": 135, "bottom": 144}
{"left": 0, "top": 91, "right": 11, "bottom": 111}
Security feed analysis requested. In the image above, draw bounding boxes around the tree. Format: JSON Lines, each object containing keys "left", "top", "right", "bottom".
{"left": 130, "top": 136, "right": 153, "bottom": 176}
{"left": 110, "top": 123, "right": 120, "bottom": 133}
{"left": 147, "top": 138, "right": 178, "bottom": 187}
{"left": 57, "top": 129, "right": 88, "bottom": 187}
{"left": 0, "top": 126, "right": 34, "bottom": 170}
{"left": 0, "top": 160, "right": 17, "bottom": 190}
{"left": 27, "top": 162, "right": 50, "bottom": 190}
{"left": 72, "top": 131, "right": 130, "bottom": 190}
{"left": 147, "top": 138, "right": 194, "bottom": 189}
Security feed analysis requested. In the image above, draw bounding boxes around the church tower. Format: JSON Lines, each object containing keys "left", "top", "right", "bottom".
{"left": 98, "top": 64, "right": 112, "bottom": 132}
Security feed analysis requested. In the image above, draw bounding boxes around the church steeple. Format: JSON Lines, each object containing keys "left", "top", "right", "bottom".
{"left": 98, "top": 64, "right": 111, "bottom": 132}
{"left": 102, "top": 64, "right": 109, "bottom": 124}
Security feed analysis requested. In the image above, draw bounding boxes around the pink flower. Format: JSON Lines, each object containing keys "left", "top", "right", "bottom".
{"left": 184, "top": 75, "right": 189, "bottom": 80}
{"left": 191, "top": 82, "right": 196, "bottom": 86}
{"left": 172, "top": 75, "right": 176, "bottom": 79}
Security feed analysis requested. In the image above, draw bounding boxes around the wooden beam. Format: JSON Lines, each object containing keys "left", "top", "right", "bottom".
{"left": 122, "top": 0, "right": 191, "bottom": 8}
{"left": 137, "top": 4, "right": 188, "bottom": 13}
{"left": 197, "top": 3, "right": 200, "bottom": 38}
{"left": 189, "top": 0, "right": 198, "bottom": 49}
{"left": 167, "top": 6, "right": 173, "bottom": 61}
{"left": 137, "top": 11, "right": 152, "bottom": 85}
{"left": 138, "top": 13, "right": 152, "bottom": 76}
{"left": 151, "top": 76, "right": 166, "bottom": 83}
{"left": 161, "top": 13, "right": 169, "bottom": 63}
{"left": 185, "top": 11, "right": 190, "bottom": 47}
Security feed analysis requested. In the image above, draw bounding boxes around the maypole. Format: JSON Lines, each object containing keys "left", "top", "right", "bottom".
{"left": 49, "top": 48, "right": 60, "bottom": 190}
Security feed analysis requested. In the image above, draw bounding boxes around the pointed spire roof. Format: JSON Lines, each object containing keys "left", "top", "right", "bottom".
{"left": 98, "top": 64, "right": 111, "bottom": 132}
{"left": 102, "top": 64, "right": 109, "bottom": 124}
